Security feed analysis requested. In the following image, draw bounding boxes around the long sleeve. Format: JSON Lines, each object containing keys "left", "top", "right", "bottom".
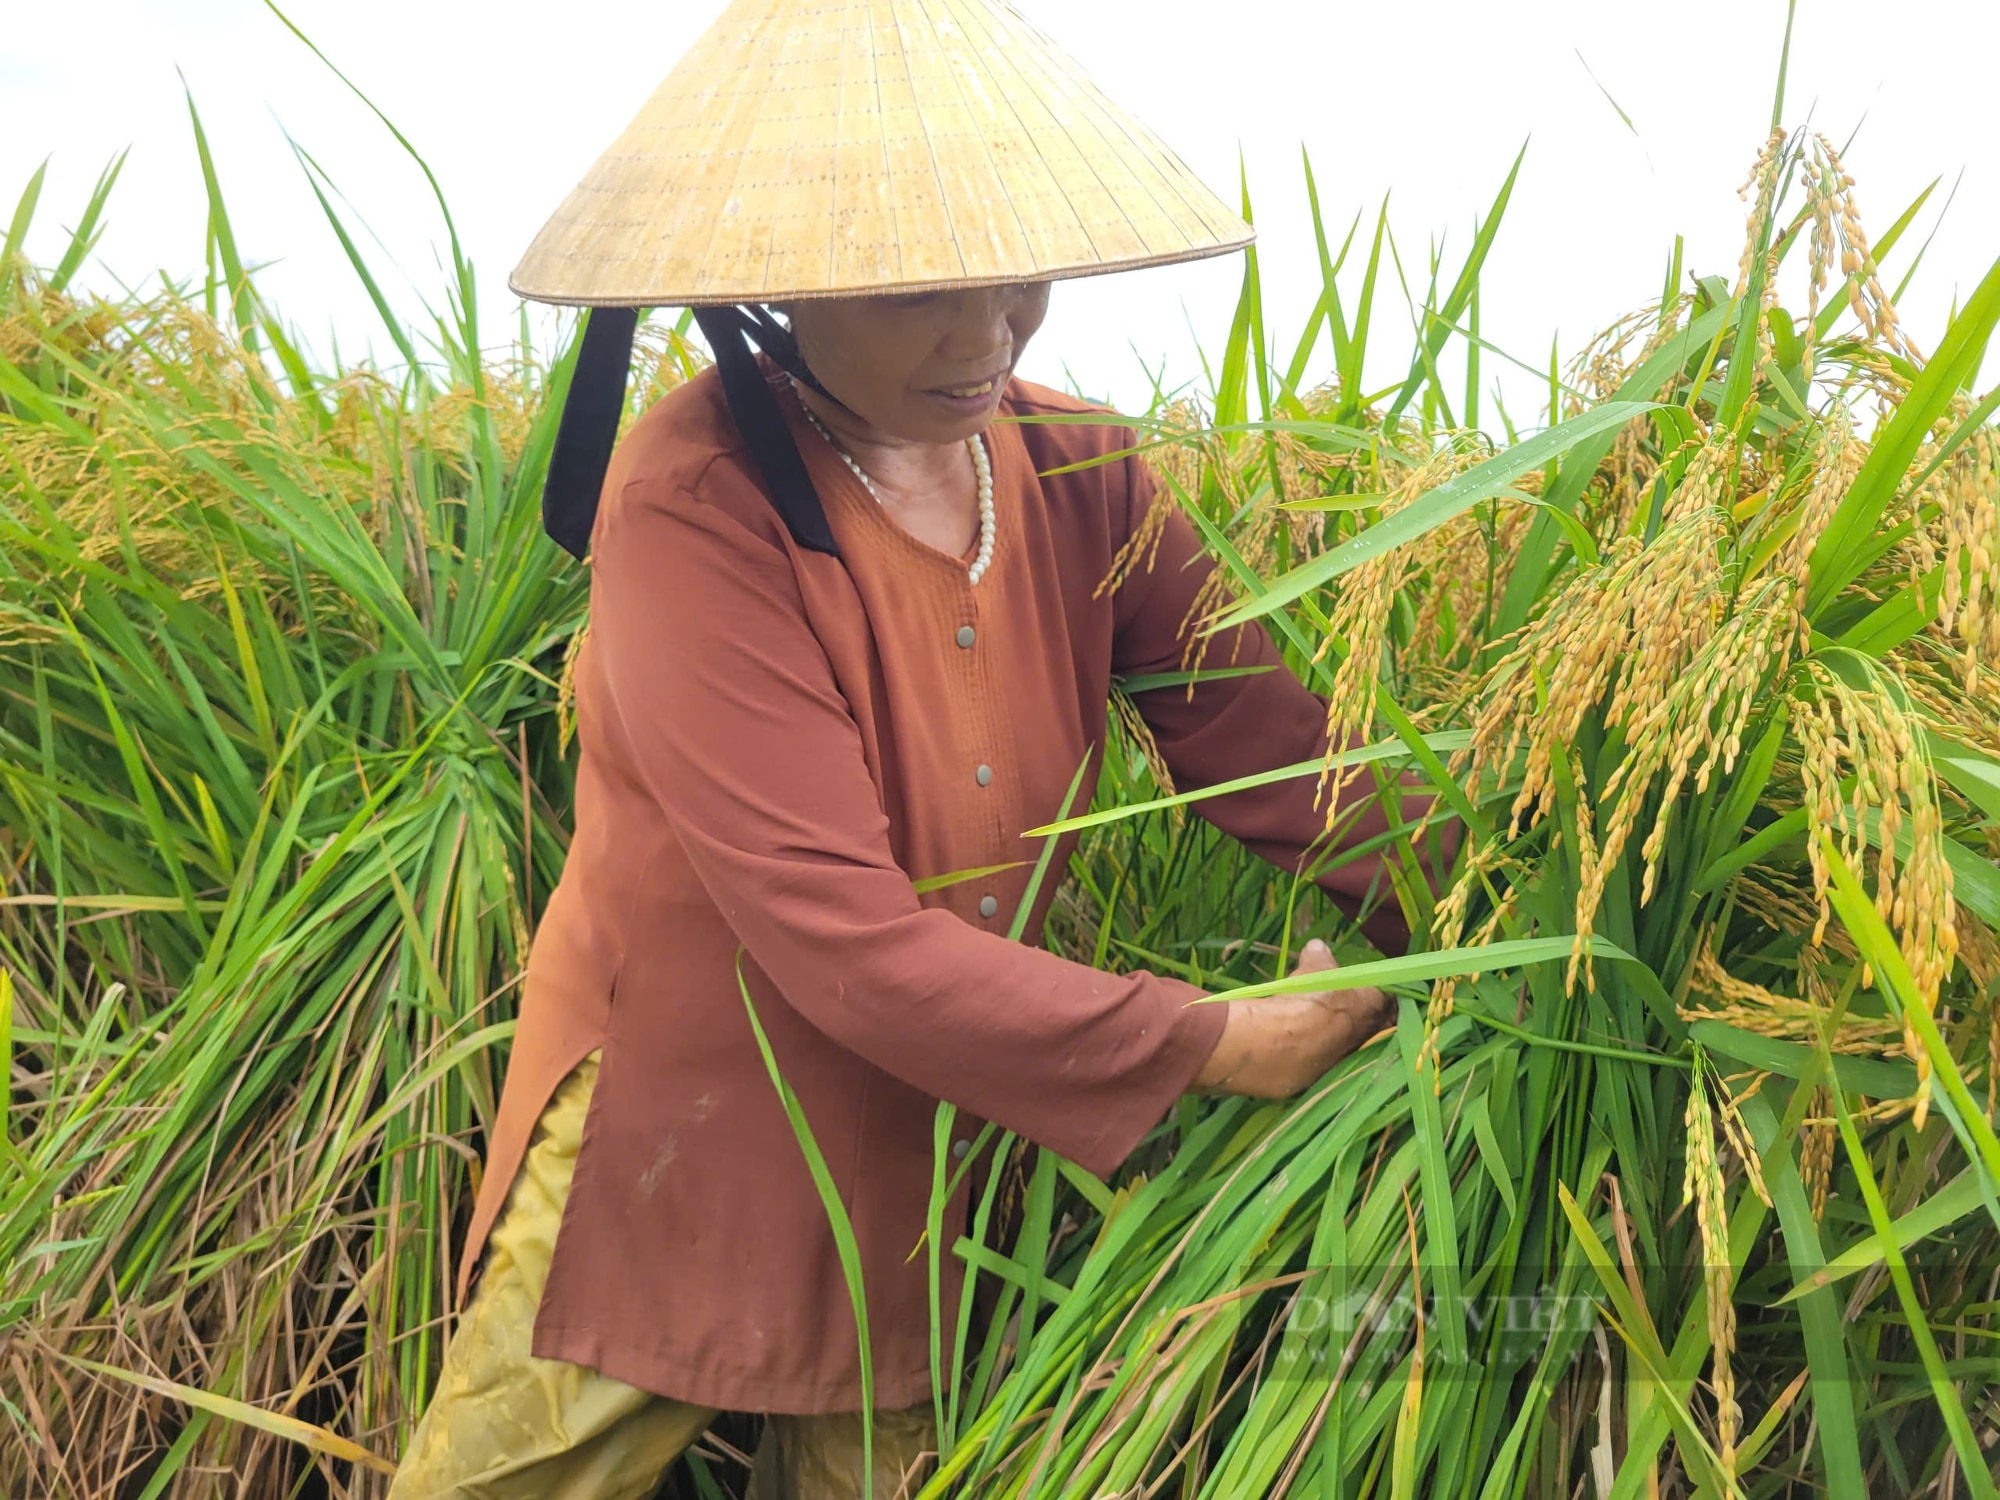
{"left": 1110, "top": 456, "right": 1414, "bottom": 950}
{"left": 588, "top": 475, "right": 1224, "bottom": 1177}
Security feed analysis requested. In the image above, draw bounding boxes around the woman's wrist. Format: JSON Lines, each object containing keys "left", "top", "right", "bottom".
{"left": 1189, "top": 1001, "right": 1246, "bottom": 1095}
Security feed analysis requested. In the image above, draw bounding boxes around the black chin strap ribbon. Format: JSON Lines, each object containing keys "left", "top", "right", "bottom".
{"left": 541, "top": 305, "right": 638, "bottom": 560}
{"left": 721, "top": 304, "right": 839, "bottom": 404}
{"left": 537, "top": 303, "right": 841, "bottom": 560}
{"left": 691, "top": 305, "right": 840, "bottom": 557}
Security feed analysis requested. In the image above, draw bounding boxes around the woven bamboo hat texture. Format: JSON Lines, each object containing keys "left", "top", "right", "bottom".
{"left": 511, "top": 0, "right": 1253, "bottom": 308}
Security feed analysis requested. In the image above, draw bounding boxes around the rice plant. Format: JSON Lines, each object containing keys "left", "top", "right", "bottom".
{"left": 918, "top": 122, "right": 2000, "bottom": 1500}
{"left": 0, "top": 103, "right": 693, "bottom": 1492}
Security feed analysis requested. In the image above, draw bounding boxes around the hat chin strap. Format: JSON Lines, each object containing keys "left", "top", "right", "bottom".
{"left": 538, "top": 305, "right": 844, "bottom": 561}
{"left": 541, "top": 305, "right": 639, "bottom": 560}
{"left": 716, "top": 304, "right": 841, "bottom": 405}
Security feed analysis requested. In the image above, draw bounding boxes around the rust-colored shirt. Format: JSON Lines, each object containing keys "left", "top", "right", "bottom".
{"left": 460, "top": 365, "right": 1392, "bottom": 1414}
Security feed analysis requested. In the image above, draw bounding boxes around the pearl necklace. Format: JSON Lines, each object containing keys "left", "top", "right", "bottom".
{"left": 797, "top": 402, "right": 996, "bottom": 585}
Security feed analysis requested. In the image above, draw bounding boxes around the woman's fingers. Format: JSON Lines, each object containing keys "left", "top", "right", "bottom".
{"left": 1292, "top": 937, "right": 1336, "bottom": 976}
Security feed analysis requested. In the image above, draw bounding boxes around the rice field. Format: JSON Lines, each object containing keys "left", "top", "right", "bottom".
{"left": 2, "top": 46, "right": 1998, "bottom": 1500}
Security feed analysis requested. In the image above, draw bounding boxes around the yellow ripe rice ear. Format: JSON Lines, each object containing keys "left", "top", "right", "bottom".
{"left": 1684, "top": 1065, "right": 1742, "bottom": 1477}
{"left": 1793, "top": 663, "right": 1960, "bottom": 1111}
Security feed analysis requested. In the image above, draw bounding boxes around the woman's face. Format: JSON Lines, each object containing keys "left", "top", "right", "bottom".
{"left": 782, "top": 282, "right": 1052, "bottom": 446}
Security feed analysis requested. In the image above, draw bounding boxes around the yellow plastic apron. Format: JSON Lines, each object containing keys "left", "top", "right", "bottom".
{"left": 390, "top": 1054, "right": 935, "bottom": 1500}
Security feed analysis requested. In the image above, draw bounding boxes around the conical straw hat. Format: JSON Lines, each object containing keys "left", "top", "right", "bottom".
{"left": 510, "top": 0, "right": 1253, "bottom": 307}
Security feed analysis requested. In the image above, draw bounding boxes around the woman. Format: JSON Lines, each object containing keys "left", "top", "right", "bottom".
{"left": 393, "top": 3, "right": 1425, "bottom": 1496}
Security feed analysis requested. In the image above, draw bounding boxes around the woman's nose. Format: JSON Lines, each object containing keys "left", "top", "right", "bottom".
{"left": 936, "top": 288, "right": 1015, "bottom": 362}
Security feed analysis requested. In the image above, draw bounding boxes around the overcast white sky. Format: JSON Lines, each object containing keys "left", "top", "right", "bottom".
{"left": 4, "top": 1, "right": 1996, "bottom": 417}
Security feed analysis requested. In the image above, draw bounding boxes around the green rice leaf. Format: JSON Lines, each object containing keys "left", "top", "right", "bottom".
{"left": 1024, "top": 731, "right": 1469, "bottom": 837}
{"left": 1822, "top": 1070, "right": 1999, "bottom": 1499}
{"left": 1686, "top": 1020, "right": 1916, "bottom": 1098}
{"left": 49, "top": 150, "right": 127, "bottom": 294}
{"left": 910, "top": 862, "right": 1028, "bottom": 896}
{"left": 1464, "top": 1088, "right": 1517, "bottom": 1217}
{"left": 1820, "top": 835, "right": 2000, "bottom": 1195}
{"left": 1780, "top": 1167, "right": 1986, "bottom": 1301}
{"left": 1397, "top": 1002, "right": 1466, "bottom": 1368}
{"left": 1806, "top": 252, "right": 2000, "bottom": 615}
{"left": 1929, "top": 735, "right": 2000, "bottom": 823}
{"left": 1009, "top": 757, "right": 1088, "bottom": 942}
{"left": 1205, "top": 403, "right": 1661, "bottom": 631}
{"left": 1385, "top": 144, "right": 1524, "bottom": 421}
{"left": 4, "top": 157, "right": 47, "bottom": 270}
{"left": 1556, "top": 1185, "right": 1737, "bottom": 1496}
{"left": 1200, "top": 935, "right": 1642, "bottom": 1002}
{"left": 738, "top": 956, "right": 875, "bottom": 1495}
{"left": 1113, "top": 665, "right": 1275, "bottom": 693}
{"left": 1740, "top": 1093, "right": 1865, "bottom": 1500}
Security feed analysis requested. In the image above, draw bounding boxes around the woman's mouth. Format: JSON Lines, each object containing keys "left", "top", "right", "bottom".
{"left": 924, "top": 373, "right": 1006, "bottom": 415}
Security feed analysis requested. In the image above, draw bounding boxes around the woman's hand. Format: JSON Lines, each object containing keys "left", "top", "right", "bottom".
{"left": 1190, "top": 940, "right": 1394, "bottom": 1098}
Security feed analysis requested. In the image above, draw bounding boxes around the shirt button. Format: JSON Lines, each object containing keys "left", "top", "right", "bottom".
{"left": 955, "top": 625, "right": 976, "bottom": 649}
{"left": 952, "top": 1138, "right": 971, "bottom": 1160}
{"left": 978, "top": 895, "right": 999, "bottom": 918}
{"left": 975, "top": 763, "right": 993, "bottom": 787}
